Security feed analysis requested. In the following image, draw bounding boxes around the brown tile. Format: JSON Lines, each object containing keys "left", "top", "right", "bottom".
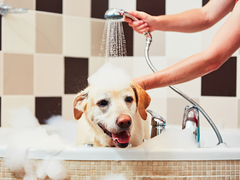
{"left": 201, "top": 56, "right": 236, "bottom": 97}
{"left": 35, "top": 97, "right": 62, "bottom": 124}
{"left": 4, "top": 0, "right": 35, "bottom": 10}
{"left": 64, "top": 57, "right": 88, "bottom": 94}
{"left": 123, "top": 22, "right": 133, "bottom": 56}
{"left": 3, "top": 53, "right": 33, "bottom": 95}
{"left": 137, "top": 0, "right": 165, "bottom": 16}
{"left": 91, "top": 0, "right": 108, "bottom": 19}
{"left": 36, "top": 0, "right": 62, "bottom": 13}
{"left": 36, "top": 12, "right": 62, "bottom": 54}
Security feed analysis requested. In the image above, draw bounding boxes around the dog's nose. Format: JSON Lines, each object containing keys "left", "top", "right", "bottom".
{"left": 116, "top": 115, "right": 132, "bottom": 128}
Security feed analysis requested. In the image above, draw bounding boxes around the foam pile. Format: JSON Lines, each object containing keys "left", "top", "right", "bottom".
{"left": 88, "top": 62, "right": 131, "bottom": 91}
{"left": 2, "top": 107, "right": 77, "bottom": 180}
{"left": 138, "top": 128, "right": 198, "bottom": 152}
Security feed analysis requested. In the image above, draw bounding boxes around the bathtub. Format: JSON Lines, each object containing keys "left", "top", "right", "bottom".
{"left": 0, "top": 126, "right": 239, "bottom": 179}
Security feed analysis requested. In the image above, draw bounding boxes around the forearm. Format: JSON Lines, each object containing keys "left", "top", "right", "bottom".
{"left": 153, "top": 0, "right": 234, "bottom": 33}
{"left": 155, "top": 9, "right": 211, "bottom": 33}
{"left": 141, "top": 52, "right": 216, "bottom": 90}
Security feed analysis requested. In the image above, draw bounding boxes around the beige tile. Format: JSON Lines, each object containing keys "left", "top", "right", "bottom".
{"left": 238, "top": 99, "right": 240, "bottom": 128}
{"left": 199, "top": 97, "right": 238, "bottom": 129}
{"left": 4, "top": 0, "right": 35, "bottom": 10}
{"left": 147, "top": 97, "right": 167, "bottom": 120}
{"left": 63, "top": 16, "right": 90, "bottom": 57}
{"left": 91, "top": 19, "right": 105, "bottom": 56}
{"left": 36, "top": 12, "right": 62, "bottom": 54}
{"left": 62, "top": 94, "right": 76, "bottom": 120}
{"left": 1, "top": 96, "right": 35, "bottom": 127}
{"left": 167, "top": 97, "right": 199, "bottom": 126}
{"left": 134, "top": 31, "right": 165, "bottom": 56}
{"left": 35, "top": 54, "right": 64, "bottom": 96}
{"left": 63, "top": 0, "right": 91, "bottom": 17}
{"left": 3, "top": 53, "right": 33, "bottom": 95}
{"left": 2, "top": 11, "right": 35, "bottom": 54}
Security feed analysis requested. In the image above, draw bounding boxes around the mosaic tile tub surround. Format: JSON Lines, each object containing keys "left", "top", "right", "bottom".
{"left": 0, "top": 1, "right": 240, "bottom": 129}
{"left": 0, "top": 158, "right": 239, "bottom": 179}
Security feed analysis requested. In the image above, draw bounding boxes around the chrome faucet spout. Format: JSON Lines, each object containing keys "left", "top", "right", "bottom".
{"left": 147, "top": 110, "right": 166, "bottom": 138}
{"left": 182, "top": 105, "right": 200, "bottom": 147}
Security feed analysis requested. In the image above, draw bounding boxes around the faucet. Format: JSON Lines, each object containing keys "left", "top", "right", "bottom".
{"left": 182, "top": 105, "right": 200, "bottom": 147}
{"left": 147, "top": 110, "right": 166, "bottom": 138}
{"left": 0, "top": 3, "right": 28, "bottom": 16}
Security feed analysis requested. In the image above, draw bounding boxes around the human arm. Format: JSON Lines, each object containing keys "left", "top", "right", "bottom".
{"left": 133, "top": 2, "right": 240, "bottom": 90}
{"left": 125, "top": 0, "right": 235, "bottom": 34}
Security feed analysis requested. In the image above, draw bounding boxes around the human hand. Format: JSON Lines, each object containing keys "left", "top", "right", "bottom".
{"left": 124, "top": 11, "right": 156, "bottom": 34}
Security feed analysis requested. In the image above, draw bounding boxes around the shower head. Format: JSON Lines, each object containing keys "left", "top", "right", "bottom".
{"left": 104, "top": 8, "right": 138, "bottom": 21}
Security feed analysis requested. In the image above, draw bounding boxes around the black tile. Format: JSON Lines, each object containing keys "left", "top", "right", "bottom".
{"left": 35, "top": 97, "right": 62, "bottom": 124}
{"left": 122, "top": 22, "right": 133, "bottom": 56}
{"left": 64, "top": 57, "right": 88, "bottom": 94}
{"left": 137, "top": 0, "right": 165, "bottom": 16}
{"left": 201, "top": 57, "right": 237, "bottom": 97}
{"left": 0, "top": 97, "right": 1, "bottom": 127}
{"left": 36, "top": 0, "right": 62, "bottom": 14}
{"left": 202, "top": 0, "right": 210, "bottom": 6}
{"left": 91, "top": 0, "right": 108, "bottom": 19}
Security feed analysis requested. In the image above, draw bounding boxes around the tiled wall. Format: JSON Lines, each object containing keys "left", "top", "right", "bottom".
{"left": 0, "top": 0, "right": 240, "bottom": 129}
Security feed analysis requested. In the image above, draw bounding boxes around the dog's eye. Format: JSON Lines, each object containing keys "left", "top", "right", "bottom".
{"left": 125, "top": 96, "right": 133, "bottom": 103}
{"left": 97, "top": 100, "right": 108, "bottom": 107}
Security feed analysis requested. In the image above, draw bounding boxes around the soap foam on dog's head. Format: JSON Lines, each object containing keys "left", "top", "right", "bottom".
{"left": 88, "top": 62, "right": 131, "bottom": 91}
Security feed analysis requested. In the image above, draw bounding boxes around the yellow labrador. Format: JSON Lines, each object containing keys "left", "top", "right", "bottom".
{"left": 73, "top": 83, "right": 151, "bottom": 148}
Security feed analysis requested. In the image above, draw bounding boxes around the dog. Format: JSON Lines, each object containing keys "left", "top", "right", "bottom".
{"left": 73, "top": 83, "right": 151, "bottom": 148}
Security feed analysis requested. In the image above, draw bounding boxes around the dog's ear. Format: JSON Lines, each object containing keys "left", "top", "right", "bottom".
{"left": 73, "top": 87, "right": 90, "bottom": 120}
{"left": 131, "top": 83, "right": 151, "bottom": 120}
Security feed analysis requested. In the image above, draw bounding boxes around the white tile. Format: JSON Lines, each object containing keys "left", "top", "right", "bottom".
{"left": 63, "top": 16, "right": 91, "bottom": 57}
{"left": 237, "top": 56, "right": 240, "bottom": 98}
{"left": 109, "top": 0, "right": 136, "bottom": 12}
{"left": 0, "top": 52, "right": 2, "bottom": 96}
{"left": 147, "top": 97, "right": 167, "bottom": 121}
{"left": 134, "top": 31, "right": 165, "bottom": 56}
{"left": 1, "top": 96, "right": 35, "bottom": 127}
{"left": 199, "top": 97, "right": 238, "bottom": 129}
{"left": 132, "top": 56, "right": 167, "bottom": 98}
{"left": 166, "top": 0, "right": 202, "bottom": 15}
{"left": 62, "top": 95, "right": 76, "bottom": 120}
{"left": 2, "top": 11, "right": 35, "bottom": 54}
{"left": 202, "top": 13, "right": 231, "bottom": 51}
{"left": 166, "top": 31, "right": 202, "bottom": 58}
{"left": 166, "top": 58, "right": 201, "bottom": 98}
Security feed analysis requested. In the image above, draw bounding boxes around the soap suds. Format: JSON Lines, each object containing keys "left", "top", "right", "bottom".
{"left": 88, "top": 62, "right": 131, "bottom": 91}
{"left": 139, "top": 128, "right": 198, "bottom": 152}
{"left": 2, "top": 107, "right": 74, "bottom": 179}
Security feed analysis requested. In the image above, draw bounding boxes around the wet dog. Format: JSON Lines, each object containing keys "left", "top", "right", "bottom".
{"left": 73, "top": 83, "right": 151, "bottom": 148}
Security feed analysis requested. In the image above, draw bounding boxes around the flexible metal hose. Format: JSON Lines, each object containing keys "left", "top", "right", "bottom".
{"left": 144, "top": 37, "right": 223, "bottom": 145}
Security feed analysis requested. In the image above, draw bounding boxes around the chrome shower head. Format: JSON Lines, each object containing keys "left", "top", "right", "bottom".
{"left": 104, "top": 8, "right": 138, "bottom": 21}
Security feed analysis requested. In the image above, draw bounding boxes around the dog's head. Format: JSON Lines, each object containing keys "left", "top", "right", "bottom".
{"left": 73, "top": 83, "right": 151, "bottom": 148}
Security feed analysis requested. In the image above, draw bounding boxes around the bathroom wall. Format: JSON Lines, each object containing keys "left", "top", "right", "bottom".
{"left": 0, "top": 0, "right": 239, "bottom": 129}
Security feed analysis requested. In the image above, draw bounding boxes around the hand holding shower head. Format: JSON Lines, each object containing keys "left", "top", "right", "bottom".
{"left": 104, "top": 8, "right": 152, "bottom": 39}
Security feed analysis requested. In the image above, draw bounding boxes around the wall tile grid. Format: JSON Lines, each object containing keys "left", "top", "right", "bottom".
{"left": 0, "top": 0, "right": 239, "bottom": 132}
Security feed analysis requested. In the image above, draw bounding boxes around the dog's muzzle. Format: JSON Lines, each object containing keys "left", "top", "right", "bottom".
{"left": 98, "top": 124, "right": 131, "bottom": 148}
